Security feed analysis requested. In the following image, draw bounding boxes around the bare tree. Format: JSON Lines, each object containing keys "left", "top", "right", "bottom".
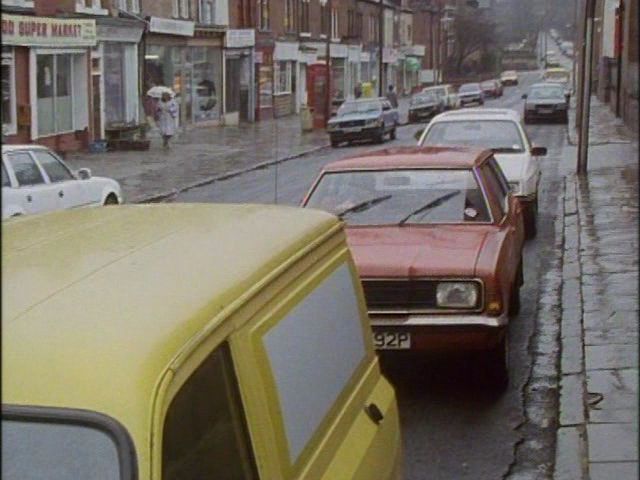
{"left": 450, "top": 11, "right": 495, "bottom": 73}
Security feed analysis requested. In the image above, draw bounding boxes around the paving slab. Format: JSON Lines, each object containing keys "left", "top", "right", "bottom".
{"left": 589, "top": 462, "right": 639, "bottom": 480}
{"left": 586, "top": 369, "right": 638, "bottom": 424}
{"left": 554, "top": 426, "right": 587, "bottom": 480}
{"left": 585, "top": 344, "right": 638, "bottom": 371}
{"left": 559, "top": 373, "right": 586, "bottom": 426}
{"left": 587, "top": 423, "right": 638, "bottom": 462}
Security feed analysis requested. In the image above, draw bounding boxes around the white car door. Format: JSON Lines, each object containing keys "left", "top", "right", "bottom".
{"left": 4, "top": 151, "right": 60, "bottom": 215}
{"left": 32, "top": 150, "right": 92, "bottom": 209}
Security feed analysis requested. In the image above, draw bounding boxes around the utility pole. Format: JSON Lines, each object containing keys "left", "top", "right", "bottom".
{"left": 577, "top": 0, "right": 597, "bottom": 174}
{"left": 325, "top": 0, "right": 332, "bottom": 126}
{"left": 378, "top": 0, "right": 385, "bottom": 96}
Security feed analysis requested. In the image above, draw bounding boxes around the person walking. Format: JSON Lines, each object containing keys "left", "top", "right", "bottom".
{"left": 386, "top": 85, "right": 398, "bottom": 108}
{"left": 156, "top": 92, "right": 178, "bottom": 148}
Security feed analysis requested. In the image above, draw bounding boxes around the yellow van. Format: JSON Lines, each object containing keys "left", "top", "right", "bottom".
{"left": 2, "top": 204, "right": 402, "bottom": 480}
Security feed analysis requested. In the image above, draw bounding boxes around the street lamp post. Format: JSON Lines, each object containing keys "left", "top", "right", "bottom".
{"left": 379, "top": 0, "right": 385, "bottom": 96}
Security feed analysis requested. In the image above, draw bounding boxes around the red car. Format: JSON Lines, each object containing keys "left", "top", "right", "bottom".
{"left": 480, "top": 79, "right": 504, "bottom": 98}
{"left": 302, "top": 146, "right": 526, "bottom": 388}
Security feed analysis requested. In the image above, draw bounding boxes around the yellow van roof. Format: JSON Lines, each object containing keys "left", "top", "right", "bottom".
{"left": 544, "top": 67, "right": 569, "bottom": 73}
{"left": 2, "top": 204, "right": 338, "bottom": 444}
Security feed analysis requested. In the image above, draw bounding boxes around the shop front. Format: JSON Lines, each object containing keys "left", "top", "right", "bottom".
{"left": 401, "top": 45, "right": 425, "bottom": 95}
{"left": 224, "top": 29, "right": 255, "bottom": 125}
{"left": 144, "top": 18, "right": 224, "bottom": 130}
{"left": 94, "top": 18, "right": 144, "bottom": 141}
{"left": 329, "top": 43, "right": 348, "bottom": 105}
{"left": 346, "top": 45, "right": 361, "bottom": 100}
{"left": 272, "top": 41, "right": 299, "bottom": 118}
{"left": 2, "top": 14, "right": 96, "bottom": 152}
{"left": 382, "top": 47, "right": 400, "bottom": 94}
{"left": 255, "top": 43, "right": 274, "bottom": 121}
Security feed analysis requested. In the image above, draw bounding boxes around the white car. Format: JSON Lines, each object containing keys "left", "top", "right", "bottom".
{"left": 500, "top": 70, "right": 519, "bottom": 86}
{"left": 2, "top": 145, "right": 122, "bottom": 220}
{"left": 422, "top": 84, "right": 460, "bottom": 110}
{"left": 417, "top": 108, "right": 546, "bottom": 237}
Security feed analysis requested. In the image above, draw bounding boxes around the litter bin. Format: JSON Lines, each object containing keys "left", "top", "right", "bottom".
{"left": 300, "top": 104, "right": 313, "bottom": 132}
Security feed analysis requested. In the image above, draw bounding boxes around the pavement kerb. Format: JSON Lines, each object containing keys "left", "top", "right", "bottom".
{"left": 554, "top": 174, "right": 589, "bottom": 480}
{"left": 131, "top": 142, "right": 330, "bottom": 204}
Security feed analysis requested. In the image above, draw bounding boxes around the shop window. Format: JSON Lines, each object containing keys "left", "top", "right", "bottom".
{"left": 259, "top": 0, "right": 269, "bottom": 30}
{"left": 258, "top": 57, "right": 273, "bottom": 109}
{"left": 331, "top": 59, "right": 345, "bottom": 101}
{"left": 274, "top": 61, "right": 291, "bottom": 94}
{"left": 199, "top": 0, "right": 216, "bottom": 24}
{"left": 2, "top": 47, "right": 16, "bottom": 136}
{"left": 162, "top": 343, "right": 258, "bottom": 480}
{"left": 37, "top": 54, "right": 73, "bottom": 137}
{"left": 104, "top": 44, "right": 126, "bottom": 125}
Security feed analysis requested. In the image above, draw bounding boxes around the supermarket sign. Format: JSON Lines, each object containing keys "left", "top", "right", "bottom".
{"left": 1, "top": 14, "right": 97, "bottom": 47}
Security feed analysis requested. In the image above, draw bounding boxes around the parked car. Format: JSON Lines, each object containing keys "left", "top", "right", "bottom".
{"left": 522, "top": 82, "right": 570, "bottom": 124}
{"left": 302, "top": 146, "right": 526, "bottom": 388}
{"left": 422, "top": 84, "right": 460, "bottom": 110}
{"left": 2, "top": 145, "right": 122, "bottom": 220}
{"left": 2, "top": 204, "right": 403, "bottom": 480}
{"left": 457, "top": 83, "right": 484, "bottom": 106}
{"left": 327, "top": 98, "right": 399, "bottom": 147}
{"left": 408, "top": 91, "right": 444, "bottom": 123}
{"left": 542, "top": 67, "right": 571, "bottom": 90}
{"left": 417, "top": 108, "right": 546, "bottom": 237}
{"left": 500, "top": 70, "right": 519, "bottom": 86}
{"left": 480, "top": 79, "right": 503, "bottom": 98}
{"left": 559, "top": 41, "right": 574, "bottom": 56}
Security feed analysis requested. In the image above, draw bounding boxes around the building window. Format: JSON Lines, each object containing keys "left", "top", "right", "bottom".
{"left": 36, "top": 54, "right": 73, "bottom": 137}
{"left": 173, "top": 0, "right": 190, "bottom": 19}
{"left": 274, "top": 61, "right": 292, "bottom": 94}
{"left": 238, "top": 0, "right": 253, "bottom": 27}
{"left": 116, "top": 0, "right": 140, "bottom": 13}
{"left": 320, "top": 4, "right": 329, "bottom": 36}
{"left": 300, "top": 0, "right": 309, "bottom": 33}
{"left": 284, "top": 0, "right": 296, "bottom": 32}
{"left": 347, "top": 10, "right": 354, "bottom": 37}
{"left": 356, "top": 12, "right": 363, "bottom": 37}
{"left": 331, "top": 8, "right": 339, "bottom": 40}
{"left": 259, "top": 0, "right": 269, "bottom": 30}
{"left": 2, "top": 47, "right": 16, "bottom": 136}
{"left": 199, "top": 0, "right": 216, "bottom": 24}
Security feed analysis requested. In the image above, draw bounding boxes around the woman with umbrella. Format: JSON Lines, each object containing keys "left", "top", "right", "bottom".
{"left": 149, "top": 87, "right": 178, "bottom": 148}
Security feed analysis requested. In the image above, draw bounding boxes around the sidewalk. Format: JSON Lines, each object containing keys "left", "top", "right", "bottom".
{"left": 64, "top": 97, "right": 411, "bottom": 204}
{"left": 555, "top": 99, "right": 639, "bottom": 479}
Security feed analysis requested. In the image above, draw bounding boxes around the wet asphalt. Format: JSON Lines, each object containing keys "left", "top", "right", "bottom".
{"left": 174, "top": 71, "right": 570, "bottom": 479}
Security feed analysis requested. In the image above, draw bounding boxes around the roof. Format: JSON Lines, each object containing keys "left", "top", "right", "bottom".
{"left": 2, "top": 204, "right": 338, "bottom": 448}
{"left": 432, "top": 108, "right": 520, "bottom": 122}
{"left": 544, "top": 67, "right": 570, "bottom": 73}
{"left": 322, "top": 146, "right": 491, "bottom": 171}
{"left": 1, "top": 144, "right": 50, "bottom": 153}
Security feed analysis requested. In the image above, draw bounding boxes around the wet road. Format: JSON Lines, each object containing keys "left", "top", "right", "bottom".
{"left": 174, "top": 71, "right": 569, "bottom": 479}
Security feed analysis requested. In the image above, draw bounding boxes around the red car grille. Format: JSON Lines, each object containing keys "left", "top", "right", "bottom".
{"left": 361, "top": 280, "right": 439, "bottom": 311}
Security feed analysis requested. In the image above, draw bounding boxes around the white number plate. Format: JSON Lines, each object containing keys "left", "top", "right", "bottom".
{"left": 373, "top": 331, "right": 411, "bottom": 350}
{"left": 538, "top": 108, "right": 553, "bottom": 114}
{"left": 342, "top": 127, "right": 363, "bottom": 133}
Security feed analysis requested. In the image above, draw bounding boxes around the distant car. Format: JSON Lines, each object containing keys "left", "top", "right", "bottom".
{"left": 522, "top": 83, "right": 570, "bottom": 124}
{"left": 480, "top": 79, "right": 503, "bottom": 98}
{"left": 458, "top": 83, "right": 484, "bottom": 106}
{"left": 422, "top": 84, "right": 460, "bottom": 110}
{"left": 408, "top": 91, "right": 444, "bottom": 123}
{"left": 2, "top": 145, "right": 122, "bottom": 220}
{"left": 327, "top": 98, "right": 399, "bottom": 147}
{"left": 559, "top": 41, "right": 574, "bottom": 55}
{"left": 418, "top": 108, "right": 546, "bottom": 237}
{"left": 542, "top": 67, "right": 571, "bottom": 89}
{"left": 500, "top": 70, "right": 519, "bottom": 86}
{"left": 302, "top": 146, "right": 527, "bottom": 389}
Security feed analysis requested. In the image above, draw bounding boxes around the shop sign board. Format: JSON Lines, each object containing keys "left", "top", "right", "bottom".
{"left": 149, "top": 17, "right": 194, "bottom": 37}
{"left": 382, "top": 48, "right": 399, "bottom": 64}
{"left": 274, "top": 42, "right": 300, "bottom": 61}
{"left": 226, "top": 29, "right": 255, "bottom": 48}
{"left": 1, "top": 14, "right": 97, "bottom": 47}
{"left": 97, "top": 23, "right": 143, "bottom": 43}
{"left": 420, "top": 69, "right": 435, "bottom": 83}
{"left": 329, "top": 44, "right": 348, "bottom": 58}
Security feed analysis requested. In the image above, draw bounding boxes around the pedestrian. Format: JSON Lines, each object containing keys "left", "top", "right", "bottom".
{"left": 386, "top": 85, "right": 398, "bottom": 108}
{"left": 354, "top": 82, "right": 363, "bottom": 99}
{"left": 156, "top": 92, "right": 178, "bottom": 148}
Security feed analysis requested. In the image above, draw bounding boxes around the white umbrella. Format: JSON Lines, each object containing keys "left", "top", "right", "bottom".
{"left": 146, "top": 86, "right": 175, "bottom": 98}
